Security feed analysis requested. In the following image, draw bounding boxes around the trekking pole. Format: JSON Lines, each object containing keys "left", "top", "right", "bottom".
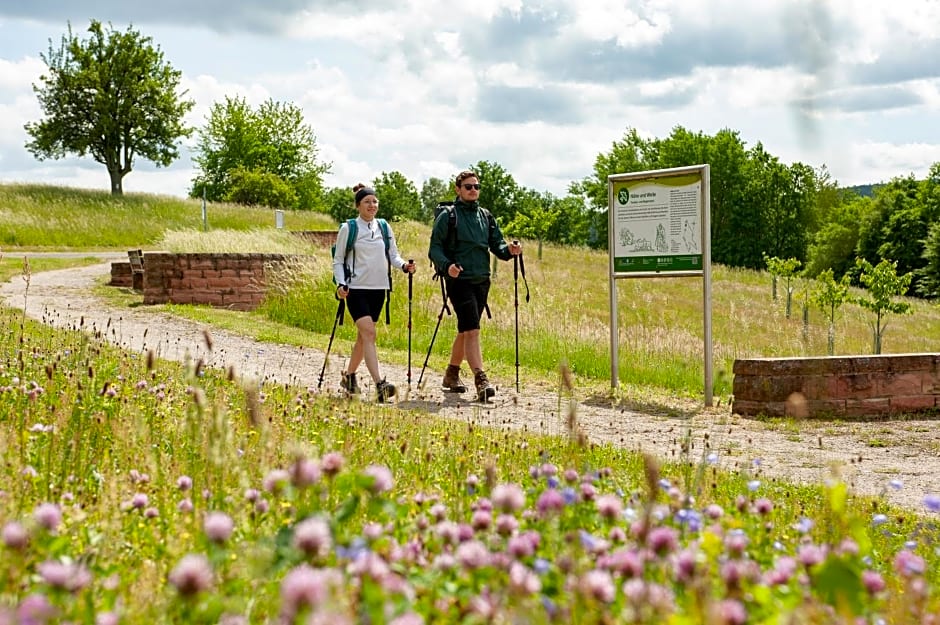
{"left": 318, "top": 298, "right": 345, "bottom": 390}
{"left": 512, "top": 241, "right": 530, "bottom": 393}
{"left": 513, "top": 242, "right": 520, "bottom": 393}
{"left": 418, "top": 279, "right": 451, "bottom": 387}
{"left": 407, "top": 260, "right": 413, "bottom": 388}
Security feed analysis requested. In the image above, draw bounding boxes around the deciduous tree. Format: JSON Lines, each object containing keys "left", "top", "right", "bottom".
{"left": 25, "top": 20, "right": 194, "bottom": 196}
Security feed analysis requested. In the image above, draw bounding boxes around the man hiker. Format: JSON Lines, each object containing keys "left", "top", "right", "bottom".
{"left": 428, "top": 170, "right": 522, "bottom": 401}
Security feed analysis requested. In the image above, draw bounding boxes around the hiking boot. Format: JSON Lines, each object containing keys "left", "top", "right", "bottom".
{"left": 340, "top": 372, "right": 360, "bottom": 395}
{"left": 376, "top": 378, "right": 397, "bottom": 403}
{"left": 442, "top": 364, "right": 468, "bottom": 393}
{"left": 474, "top": 369, "right": 496, "bottom": 402}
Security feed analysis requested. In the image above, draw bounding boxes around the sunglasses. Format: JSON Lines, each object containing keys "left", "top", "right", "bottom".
{"left": 461, "top": 183, "right": 481, "bottom": 190}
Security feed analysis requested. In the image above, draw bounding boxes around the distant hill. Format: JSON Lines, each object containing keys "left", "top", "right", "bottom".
{"left": 844, "top": 183, "right": 884, "bottom": 198}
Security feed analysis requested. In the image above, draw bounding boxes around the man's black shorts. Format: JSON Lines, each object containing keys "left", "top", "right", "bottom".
{"left": 345, "top": 289, "right": 386, "bottom": 323}
{"left": 446, "top": 278, "right": 490, "bottom": 332}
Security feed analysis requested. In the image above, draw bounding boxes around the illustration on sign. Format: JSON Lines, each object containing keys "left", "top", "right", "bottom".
{"left": 611, "top": 173, "right": 703, "bottom": 273}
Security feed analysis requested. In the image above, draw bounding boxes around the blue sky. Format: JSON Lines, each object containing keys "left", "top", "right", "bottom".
{"left": 0, "top": 0, "right": 938, "bottom": 199}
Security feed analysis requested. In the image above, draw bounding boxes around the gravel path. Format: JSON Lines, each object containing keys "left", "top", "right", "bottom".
{"left": 3, "top": 258, "right": 939, "bottom": 512}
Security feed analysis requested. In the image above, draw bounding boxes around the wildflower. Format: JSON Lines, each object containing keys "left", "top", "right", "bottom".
{"left": 888, "top": 479, "right": 903, "bottom": 490}
{"left": 725, "top": 530, "right": 749, "bottom": 558}
{"left": 37, "top": 560, "right": 92, "bottom": 592}
{"left": 507, "top": 532, "right": 539, "bottom": 559}
{"left": 674, "top": 508, "right": 702, "bottom": 532}
{"left": 540, "top": 463, "right": 558, "bottom": 477}
{"left": 280, "top": 564, "right": 336, "bottom": 622}
{"left": 706, "top": 452, "right": 719, "bottom": 464}
{"left": 2, "top": 521, "right": 28, "bottom": 550}
{"left": 320, "top": 452, "right": 345, "bottom": 476}
{"left": 96, "top": 611, "right": 119, "bottom": 625}
{"left": 429, "top": 503, "right": 448, "bottom": 521}
{"left": 16, "top": 594, "right": 56, "bottom": 624}
{"left": 596, "top": 494, "right": 623, "bottom": 520}
{"left": 293, "top": 516, "right": 332, "bottom": 558}
{"left": 363, "top": 522, "right": 384, "bottom": 540}
{"left": 561, "top": 487, "right": 577, "bottom": 504}
{"left": 704, "top": 503, "right": 724, "bottom": 519}
{"left": 647, "top": 526, "right": 679, "bottom": 555}
{"left": 924, "top": 494, "right": 940, "bottom": 513}
{"left": 254, "top": 499, "right": 269, "bottom": 514}
{"left": 603, "top": 547, "right": 644, "bottom": 578}
{"left": 563, "top": 468, "right": 579, "bottom": 483}
{"left": 177, "top": 476, "right": 193, "bottom": 491}
{"left": 144, "top": 507, "right": 159, "bottom": 519}
{"left": 494, "top": 514, "right": 518, "bottom": 536}
{"left": 388, "top": 613, "right": 424, "bottom": 625}
{"left": 871, "top": 513, "right": 888, "bottom": 526}
{"left": 491, "top": 483, "right": 525, "bottom": 512}
{"left": 168, "top": 554, "right": 213, "bottom": 596}
{"left": 244, "top": 488, "right": 260, "bottom": 503}
{"left": 862, "top": 569, "right": 886, "bottom": 594}
{"left": 793, "top": 517, "right": 814, "bottom": 533}
{"left": 747, "top": 480, "right": 760, "bottom": 492}
{"left": 178, "top": 498, "right": 194, "bottom": 513}
{"left": 508, "top": 562, "right": 541, "bottom": 594}
{"left": 710, "top": 598, "right": 747, "bottom": 625}
{"left": 754, "top": 498, "right": 773, "bottom": 515}
{"left": 456, "top": 540, "right": 490, "bottom": 570}
{"left": 579, "top": 569, "right": 616, "bottom": 603}
{"left": 535, "top": 489, "right": 565, "bottom": 517}
{"left": 262, "top": 469, "right": 290, "bottom": 494}
{"left": 674, "top": 548, "right": 698, "bottom": 583}
{"left": 894, "top": 550, "right": 925, "bottom": 577}
{"left": 290, "top": 457, "right": 322, "bottom": 489}
{"left": 797, "top": 544, "right": 826, "bottom": 568}
{"left": 363, "top": 465, "right": 394, "bottom": 494}
{"left": 130, "top": 493, "right": 148, "bottom": 509}
{"left": 33, "top": 503, "right": 62, "bottom": 532}
{"left": 471, "top": 509, "right": 491, "bottom": 531}
{"left": 203, "top": 512, "right": 234, "bottom": 543}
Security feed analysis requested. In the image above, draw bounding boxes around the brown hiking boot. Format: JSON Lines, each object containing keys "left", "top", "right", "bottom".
{"left": 474, "top": 369, "right": 496, "bottom": 402}
{"left": 340, "top": 372, "right": 360, "bottom": 395}
{"left": 442, "top": 364, "right": 468, "bottom": 393}
{"left": 376, "top": 378, "right": 397, "bottom": 403}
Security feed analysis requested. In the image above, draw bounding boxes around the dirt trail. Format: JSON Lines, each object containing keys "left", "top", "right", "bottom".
{"left": 2, "top": 259, "right": 939, "bottom": 512}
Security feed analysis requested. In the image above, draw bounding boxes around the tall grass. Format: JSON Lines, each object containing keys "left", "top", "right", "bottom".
{"left": 0, "top": 183, "right": 333, "bottom": 249}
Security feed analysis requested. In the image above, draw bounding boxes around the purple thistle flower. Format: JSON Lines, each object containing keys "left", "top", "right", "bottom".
{"left": 491, "top": 483, "right": 525, "bottom": 512}
{"left": 596, "top": 494, "right": 623, "bottom": 520}
{"left": 168, "top": 554, "right": 214, "bottom": 596}
{"left": 363, "top": 464, "right": 394, "bottom": 494}
{"left": 293, "top": 516, "right": 332, "bottom": 558}
{"left": 764, "top": 556, "right": 797, "bottom": 586}
{"left": 674, "top": 548, "right": 698, "bottom": 583}
{"left": 580, "top": 482, "right": 597, "bottom": 501}
{"left": 16, "top": 594, "right": 56, "bottom": 624}
{"left": 2, "top": 521, "right": 28, "bottom": 550}
{"left": 540, "top": 463, "right": 558, "bottom": 477}
{"left": 647, "top": 526, "right": 678, "bottom": 555}
{"left": 37, "top": 560, "right": 92, "bottom": 592}
{"left": 388, "top": 613, "right": 424, "bottom": 625}
{"left": 203, "top": 512, "right": 234, "bottom": 543}
{"left": 280, "top": 564, "right": 336, "bottom": 622}
{"left": 711, "top": 598, "right": 747, "bottom": 625}
{"left": 754, "top": 498, "right": 773, "bottom": 515}
{"left": 724, "top": 530, "right": 749, "bottom": 557}
{"left": 471, "top": 509, "right": 491, "bottom": 531}
{"left": 130, "top": 493, "right": 148, "bottom": 509}
{"left": 862, "top": 569, "right": 886, "bottom": 594}
{"left": 602, "top": 547, "right": 644, "bottom": 578}
{"left": 178, "top": 498, "right": 194, "bottom": 513}
{"left": 704, "top": 503, "right": 724, "bottom": 519}
{"left": 894, "top": 549, "right": 925, "bottom": 577}
{"left": 290, "top": 457, "right": 322, "bottom": 489}
{"left": 262, "top": 469, "right": 289, "bottom": 494}
{"left": 320, "top": 452, "right": 345, "bottom": 476}
{"left": 144, "top": 507, "right": 159, "bottom": 519}
{"left": 508, "top": 562, "right": 542, "bottom": 594}
{"left": 563, "top": 468, "right": 579, "bottom": 483}
{"left": 95, "top": 611, "right": 119, "bottom": 625}
{"left": 536, "top": 489, "right": 565, "bottom": 517}
{"left": 456, "top": 540, "right": 490, "bottom": 570}
{"left": 797, "top": 544, "right": 826, "bottom": 568}
{"left": 579, "top": 569, "right": 616, "bottom": 603}
{"left": 33, "top": 503, "right": 62, "bottom": 532}
{"left": 177, "top": 475, "right": 193, "bottom": 491}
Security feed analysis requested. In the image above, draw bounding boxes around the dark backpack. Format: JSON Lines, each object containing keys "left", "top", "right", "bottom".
{"left": 432, "top": 201, "right": 496, "bottom": 277}
{"left": 331, "top": 217, "right": 393, "bottom": 323}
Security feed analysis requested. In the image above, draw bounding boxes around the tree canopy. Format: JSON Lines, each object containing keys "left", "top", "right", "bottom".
{"left": 24, "top": 20, "right": 194, "bottom": 196}
{"left": 190, "top": 96, "right": 330, "bottom": 209}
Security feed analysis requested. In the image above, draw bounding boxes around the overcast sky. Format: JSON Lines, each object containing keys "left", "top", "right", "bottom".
{"left": 1, "top": 0, "right": 939, "bottom": 200}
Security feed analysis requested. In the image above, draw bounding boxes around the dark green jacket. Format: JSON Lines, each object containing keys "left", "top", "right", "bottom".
{"left": 428, "top": 199, "right": 511, "bottom": 281}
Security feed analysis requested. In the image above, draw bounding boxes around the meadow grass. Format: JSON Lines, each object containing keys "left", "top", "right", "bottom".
{"left": 2, "top": 302, "right": 939, "bottom": 623}
{"left": 4, "top": 184, "right": 940, "bottom": 622}
{"left": 0, "top": 183, "right": 333, "bottom": 249}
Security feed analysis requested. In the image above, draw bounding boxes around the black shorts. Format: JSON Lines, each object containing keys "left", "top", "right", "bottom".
{"left": 446, "top": 278, "right": 490, "bottom": 332}
{"left": 345, "top": 289, "right": 386, "bottom": 323}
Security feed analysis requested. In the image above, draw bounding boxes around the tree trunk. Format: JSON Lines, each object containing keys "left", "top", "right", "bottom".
{"left": 109, "top": 168, "right": 124, "bottom": 196}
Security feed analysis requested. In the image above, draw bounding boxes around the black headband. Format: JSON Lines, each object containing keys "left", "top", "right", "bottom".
{"left": 354, "top": 187, "right": 376, "bottom": 205}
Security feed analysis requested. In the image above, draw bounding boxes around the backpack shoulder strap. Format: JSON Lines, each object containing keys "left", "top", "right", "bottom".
{"left": 344, "top": 218, "right": 358, "bottom": 257}
{"left": 376, "top": 218, "right": 391, "bottom": 251}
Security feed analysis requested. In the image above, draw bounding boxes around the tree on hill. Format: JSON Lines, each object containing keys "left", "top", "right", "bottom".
{"left": 190, "top": 96, "right": 330, "bottom": 209}
{"left": 420, "top": 177, "right": 452, "bottom": 224}
{"left": 372, "top": 171, "right": 420, "bottom": 222}
{"left": 853, "top": 258, "right": 912, "bottom": 354}
{"left": 24, "top": 20, "right": 194, "bottom": 196}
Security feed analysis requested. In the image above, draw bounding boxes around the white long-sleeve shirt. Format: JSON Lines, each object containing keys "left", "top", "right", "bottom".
{"left": 332, "top": 217, "right": 407, "bottom": 289}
